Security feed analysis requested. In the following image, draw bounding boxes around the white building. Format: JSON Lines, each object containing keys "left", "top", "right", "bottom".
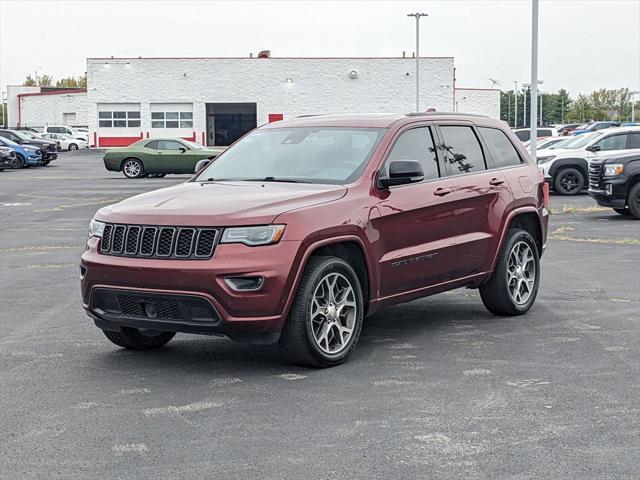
{"left": 7, "top": 55, "right": 501, "bottom": 147}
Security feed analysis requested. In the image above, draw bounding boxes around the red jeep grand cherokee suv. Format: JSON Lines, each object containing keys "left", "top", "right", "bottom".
{"left": 81, "top": 113, "right": 548, "bottom": 367}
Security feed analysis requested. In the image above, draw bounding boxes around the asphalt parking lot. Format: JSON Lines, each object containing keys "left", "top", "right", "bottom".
{"left": 1, "top": 149, "right": 639, "bottom": 479}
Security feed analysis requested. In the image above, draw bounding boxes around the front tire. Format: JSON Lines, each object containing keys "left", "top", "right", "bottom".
{"left": 122, "top": 158, "right": 145, "bottom": 178}
{"left": 279, "top": 256, "right": 364, "bottom": 368}
{"left": 68, "top": 143, "right": 78, "bottom": 151}
{"left": 553, "top": 167, "right": 584, "bottom": 195}
{"left": 12, "top": 154, "right": 25, "bottom": 169}
{"left": 480, "top": 229, "right": 540, "bottom": 316}
{"left": 627, "top": 182, "right": 640, "bottom": 219}
{"left": 102, "top": 328, "right": 175, "bottom": 350}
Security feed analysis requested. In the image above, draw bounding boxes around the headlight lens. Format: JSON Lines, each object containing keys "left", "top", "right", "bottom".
{"left": 603, "top": 164, "right": 624, "bottom": 177}
{"left": 536, "top": 155, "right": 555, "bottom": 164}
{"left": 88, "top": 219, "right": 106, "bottom": 238}
{"left": 221, "top": 225, "right": 285, "bottom": 246}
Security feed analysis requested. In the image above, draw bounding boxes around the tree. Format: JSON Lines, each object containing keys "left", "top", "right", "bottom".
{"left": 55, "top": 75, "right": 87, "bottom": 88}
{"left": 23, "top": 74, "right": 37, "bottom": 86}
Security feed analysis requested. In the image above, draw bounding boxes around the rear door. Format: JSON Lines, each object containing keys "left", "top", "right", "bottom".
{"left": 372, "top": 124, "right": 458, "bottom": 297}
{"left": 434, "top": 123, "right": 512, "bottom": 278}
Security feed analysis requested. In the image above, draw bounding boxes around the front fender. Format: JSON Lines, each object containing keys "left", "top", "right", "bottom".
{"left": 548, "top": 157, "right": 588, "bottom": 180}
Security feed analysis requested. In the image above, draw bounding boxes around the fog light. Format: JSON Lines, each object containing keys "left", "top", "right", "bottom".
{"left": 224, "top": 276, "right": 264, "bottom": 292}
{"left": 605, "top": 183, "right": 613, "bottom": 195}
{"left": 79, "top": 265, "right": 87, "bottom": 280}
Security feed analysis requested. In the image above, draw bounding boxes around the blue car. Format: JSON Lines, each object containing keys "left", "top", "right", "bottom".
{"left": 571, "top": 121, "right": 621, "bottom": 136}
{"left": 0, "top": 136, "right": 43, "bottom": 168}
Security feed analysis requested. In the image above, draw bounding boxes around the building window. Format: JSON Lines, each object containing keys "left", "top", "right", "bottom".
{"left": 150, "top": 111, "right": 193, "bottom": 129}
{"left": 98, "top": 111, "right": 141, "bottom": 128}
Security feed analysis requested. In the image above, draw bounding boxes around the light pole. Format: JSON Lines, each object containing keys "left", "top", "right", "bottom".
{"left": 523, "top": 85, "right": 528, "bottom": 127}
{"left": 631, "top": 91, "right": 640, "bottom": 122}
{"left": 523, "top": 80, "right": 543, "bottom": 128}
{"left": 529, "top": 0, "right": 540, "bottom": 157}
{"left": 407, "top": 12, "right": 428, "bottom": 112}
{"left": 514, "top": 81, "right": 518, "bottom": 128}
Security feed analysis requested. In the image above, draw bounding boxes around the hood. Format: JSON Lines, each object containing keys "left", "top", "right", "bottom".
{"left": 537, "top": 147, "right": 583, "bottom": 159}
{"left": 95, "top": 181, "right": 347, "bottom": 226}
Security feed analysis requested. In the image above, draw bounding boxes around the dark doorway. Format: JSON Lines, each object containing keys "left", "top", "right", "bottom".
{"left": 206, "top": 103, "right": 257, "bottom": 146}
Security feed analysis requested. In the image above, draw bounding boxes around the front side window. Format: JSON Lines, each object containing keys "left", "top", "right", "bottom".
{"left": 157, "top": 140, "right": 185, "bottom": 150}
{"left": 596, "top": 134, "right": 627, "bottom": 151}
{"left": 382, "top": 127, "right": 439, "bottom": 181}
{"left": 479, "top": 127, "right": 523, "bottom": 168}
{"left": 198, "top": 127, "right": 386, "bottom": 185}
{"left": 439, "top": 125, "right": 486, "bottom": 175}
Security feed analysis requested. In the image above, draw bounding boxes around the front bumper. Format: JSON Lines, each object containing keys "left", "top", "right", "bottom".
{"left": 80, "top": 237, "right": 302, "bottom": 342}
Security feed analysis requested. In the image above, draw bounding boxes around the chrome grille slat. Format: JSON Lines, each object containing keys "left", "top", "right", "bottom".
{"left": 589, "top": 163, "right": 603, "bottom": 189}
{"left": 98, "top": 224, "right": 218, "bottom": 260}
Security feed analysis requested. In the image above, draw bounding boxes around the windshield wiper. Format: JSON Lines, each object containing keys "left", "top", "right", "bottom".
{"left": 243, "top": 176, "right": 310, "bottom": 184}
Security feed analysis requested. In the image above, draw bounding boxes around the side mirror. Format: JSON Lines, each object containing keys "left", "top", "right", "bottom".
{"left": 179, "top": 147, "right": 187, "bottom": 153}
{"left": 586, "top": 145, "right": 601, "bottom": 152}
{"left": 194, "top": 159, "right": 211, "bottom": 174}
{"left": 378, "top": 160, "right": 425, "bottom": 188}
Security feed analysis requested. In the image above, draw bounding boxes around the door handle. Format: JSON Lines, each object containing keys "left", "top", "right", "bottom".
{"left": 434, "top": 187, "right": 454, "bottom": 196}
{"left": 489, "top": 177, "right": 505, "bottom": 186}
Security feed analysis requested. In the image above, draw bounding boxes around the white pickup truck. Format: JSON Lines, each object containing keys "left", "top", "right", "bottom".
{"left": 42, "top": 126, "right": 89, "bottom": 143}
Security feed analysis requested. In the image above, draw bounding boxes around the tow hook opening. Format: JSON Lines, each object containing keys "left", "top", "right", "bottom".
{"left": 224, "top": 276, "right": 265, "bottom": 292}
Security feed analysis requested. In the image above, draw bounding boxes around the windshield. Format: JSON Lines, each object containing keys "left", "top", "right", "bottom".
{"left": 12, "top": 131, "right": 30, "bottom": 140}
{"left": 561, "top": 131, "right": 603, "bottom": 149}
{"left": 183, "top": 140, "right": 204, "bottom": 150}
{"left": 548, "top": 138, "right": 573, "bottom": 149}
{"left": 20, "top": 131, "right": 37, "bottom": 139}
{"left": 197, "top": 127, "right": 386, "bottom": 184}
{"left": 0, "top": 137, "right": 19, "bottom": 147}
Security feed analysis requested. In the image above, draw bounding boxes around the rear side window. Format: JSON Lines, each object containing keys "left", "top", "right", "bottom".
{"left": 439, "top": 125, "right": 486, "bottom": 175}
{"left": 145, "top": 140, "right": 159, "bottom": 150}
{"left": 385, "top": 127, "right": 439, "bottom": 181}
{"left": 626, "top": 133, "right": 640, "bottom": 149}
{"left": 514, "top": 130, "right": 530, "bottom": 141}
{"left": 538, "top": 129, "right": 552, "bottom": 137}
{"left": 479, "top": 127, "right": 523, "bottom": 168}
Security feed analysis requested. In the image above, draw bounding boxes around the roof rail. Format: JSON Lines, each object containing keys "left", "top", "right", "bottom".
{"left": 406, "top": 111, "right": 488, "bottom": 118}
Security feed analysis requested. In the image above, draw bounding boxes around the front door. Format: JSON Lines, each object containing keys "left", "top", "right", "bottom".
{"left": 435, "top": 123, "right": 511, "bottom": 278}
{"left": 154, "top": 139, "right": 188, "bottom": 173}
{"left": 372, "top": 125, "right": 458, "bottom": 298}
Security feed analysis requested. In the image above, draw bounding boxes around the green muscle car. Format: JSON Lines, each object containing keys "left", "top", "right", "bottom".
{"left": 103, "top": 138, "right": 226, "bottom": 178}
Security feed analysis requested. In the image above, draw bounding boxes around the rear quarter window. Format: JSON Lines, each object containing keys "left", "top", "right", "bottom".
{"left": 514, "top": 130, "right": 530, "bottom": 141}
{"left": 479, "top": 127, "right": 524, "bottom": 168}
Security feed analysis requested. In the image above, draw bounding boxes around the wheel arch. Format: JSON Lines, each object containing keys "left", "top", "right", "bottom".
{"left": 282, "top": 235, "right": 375, "bottom": 322}
{"left": 548, "top": 157, "right": 588, "bottom": 182}
{"left": 489, "top": 207, "right": 544, "bottom": 274}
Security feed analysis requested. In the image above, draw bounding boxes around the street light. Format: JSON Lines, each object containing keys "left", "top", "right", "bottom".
{"left": 523, "top": 79, "right": 543, "bottom": 128}
{"left": 631, "top": 91, "right": 640, "bottom": 122}
{"left": 407, "top": 12, "right": 428, "bottom": 112}
{"left": 529, "top": 0, "right": 540, "bottom": 157}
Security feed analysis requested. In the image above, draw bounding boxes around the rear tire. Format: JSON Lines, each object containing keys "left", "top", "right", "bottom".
{"left": 122, "top": 158, "right": 145, "bottom": 178}
{"left": 480, "top": 229, "right": 540, "bottom": 316}
{"left": 554, "top": 167, "right": 584, "bottom": 195}
{"left": 102, "top": 327, "right": 175, "bottom": 350}
{"left": 278, "top": 256, "right": 364, "bottom": 368}
{"left": 627, "top": 182, "right": 640, "bottom": 219}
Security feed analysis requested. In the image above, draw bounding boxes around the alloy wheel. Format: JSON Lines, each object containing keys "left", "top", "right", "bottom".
{"left": 123, "top": 160, "right": 142, "bottom": 178}
{"left": 559, "top": 172, "right": 580, "bottom": 193}
{"left": 309, "top": 272, "right": 357, "bottom": 355}
{"left": 506, "top": 241, "right": 536, "bottom": 305}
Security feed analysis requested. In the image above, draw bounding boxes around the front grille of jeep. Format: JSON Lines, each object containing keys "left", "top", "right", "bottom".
{"left": 100, "top": 224, "right": 219, "bottom": 259}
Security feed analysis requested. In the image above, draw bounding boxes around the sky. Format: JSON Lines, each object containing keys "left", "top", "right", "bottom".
{"left": 1, "top": 0, "right": 639, "bottom": 98}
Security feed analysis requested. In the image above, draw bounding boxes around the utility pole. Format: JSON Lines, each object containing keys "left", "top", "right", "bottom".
{"left": 530, "top": 0, "right": 540, "bottom": 158}
{"left": 631, "top": 91, "right": 640, "bottom": 122}
{"left": 514, "top": 81, "right": 518, "bottom": 128}
{"left": 539, "top": 93, "right": 543, "bottom": 125}
{"left": 407, "top": 12, "right": 428, "bottom": 112}
{"left": 523, "top": 87, "right": 527, "bottom": 127}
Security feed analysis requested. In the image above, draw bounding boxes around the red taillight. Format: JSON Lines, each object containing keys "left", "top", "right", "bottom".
{"left": 543, "top": 182, "right": 550, "bottom": 208}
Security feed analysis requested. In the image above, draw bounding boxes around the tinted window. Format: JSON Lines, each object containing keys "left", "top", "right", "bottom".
{"left": 627, "top": 133, "right": 640, "bottom": 149}
{"left": 514, "top": 130, "right": 530, "bottom": 141}
{"left": 479, "top": 127, "right": 523, "bottom": 168}
{"left": 384, "top": 127, "right": 439, "bottom": 181}
{"left": 439, "top": 126, "right": 486, "bottom": 175}
{"left": 157, "top": 140, "right": 185, "bottom": 150}
{"left": 596, "top": 134, "right": 627, "bottom": 151}
{"left": 145, "top": 140, "right": 159, "bottom": 150}
{"left": 538, "top": 129, "right": 553, "bottom": 138}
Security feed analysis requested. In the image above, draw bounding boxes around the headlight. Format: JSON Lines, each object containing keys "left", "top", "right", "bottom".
{"left": 221, "top": 225, "right": 285, "bottom": 246}
{"left": 536, "top": 155, "right": 555, "bottom": 164}
{"left": 88, "top": 219, "right": 106, "bottom": 238}
{"left": 603, "top": 164, "right": 624, "bottom": 177}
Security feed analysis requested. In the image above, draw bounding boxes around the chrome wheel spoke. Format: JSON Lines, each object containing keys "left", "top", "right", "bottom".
{"left": 505, "top": 241, "right": 536, "bottom": 306}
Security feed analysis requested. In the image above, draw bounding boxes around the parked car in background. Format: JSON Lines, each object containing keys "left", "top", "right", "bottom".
{"left": 0, "top": 136, "right": 44, "bottom": 168}
{"left": 513, "top": 127, "right": 558, "bottom": 142}
{"left": 557, "top": 124, "right": 581, "bottom": 136}
{"left": 82, "top": 113, "right": 548, "bottom": 367}
{"left": 0, "top": 129, "right": 57, "bottom": 165}
{"left": 42, "top": 125, "right": 89, "bottom": 143}
{"left": 0, "top": 145, "right": 16, "bottom": 171}
{"left": 537, "top": 126, "right": 640, "bottom": 195}
{"left": 570, "top": 121, "right": 621, "bottom": 136}
{"left": 588, "top": 152, "right": 640, "bottom": 218}
{"left": 525, "top": 136, "right": 570, "bottom": 150}
{"left": 40, "top": 133, "right": 88, "bottom": 151}
{"left": 102, "top": 138, "right": 225, "bottom": 178}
